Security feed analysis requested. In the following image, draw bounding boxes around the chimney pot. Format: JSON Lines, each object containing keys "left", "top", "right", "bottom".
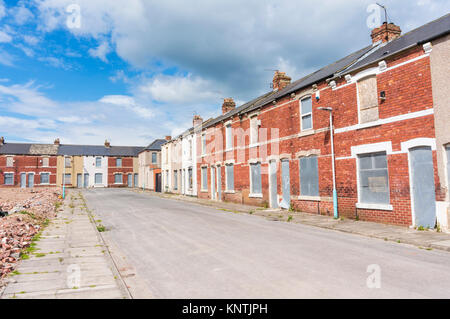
{"left": 371, "top": 22, "right": 401, "bottom": 44}
{"left": 0, "top": 136, "right": 4, "bottom": 145}
{"left": 222, "top": 98, "right": 236, "bottom": 114}
{"left": 193, "top": 115, "right": 203, "bottom": 127}
{"left": 54, "top": 138, "right": 60, "bottom": 145}
{"left": 165, "top": 135, "right": 172, "bottom": 141}
{"left": 104, "top": 139, "right": 111, "bottom": 148}
{"left": 272, "top": 71, "right": 291, "bottom": 91}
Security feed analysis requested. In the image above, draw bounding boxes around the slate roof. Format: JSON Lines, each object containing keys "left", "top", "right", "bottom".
{"left": 139, "top": 139, "right": 167, "bottom": 152}
{"left": 200, "top": 13, "right": 450, "bottom": 130}
{"left": 0, "top": 143, "right": 143, "bottom": 157}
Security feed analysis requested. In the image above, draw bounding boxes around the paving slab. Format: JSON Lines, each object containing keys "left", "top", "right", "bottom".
{"left": 0, "top": 192, "right": 129, "bottom": 299}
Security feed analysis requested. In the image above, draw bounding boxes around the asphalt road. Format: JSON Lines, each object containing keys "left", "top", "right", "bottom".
{"left": 82, "top": 188, "right": 450, "bottom": 298}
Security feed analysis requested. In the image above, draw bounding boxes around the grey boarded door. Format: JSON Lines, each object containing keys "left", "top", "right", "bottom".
{"left": 20, "top": 173, "right": 26, "bottom": 188}
{"left": 28, "top": 173, "right": 34, "bottom": 188}
{"left": 211, "top": 167, "right": 216, "bottom": 199}
{"left": 217, "top": 166, "right": 221, "bottom": 200}
{"left": 281, "top": 160, "right": 290, "bottom": 208}
{"left": 128, "top": 174, "right": 132, "bottom": 187}
{"left": 269, "top": 161, "right": 278, "bottom": 208}
{"left": 410, "top": 146, "right": 436, "bottom": 228}
{"left": 77, "top": 174, "right": 82, "bottom": 188}
{"left": 84, "top": 173, "right": 89, "bottom": 188}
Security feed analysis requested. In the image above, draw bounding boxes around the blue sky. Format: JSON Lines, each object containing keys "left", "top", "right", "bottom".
{"left": 0, "top": 0, "right": 448, "bottom": 145}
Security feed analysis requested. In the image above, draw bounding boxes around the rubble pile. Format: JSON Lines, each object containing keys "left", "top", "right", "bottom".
{"left": 0, "top": 188, "right": 61, "bottom": 282}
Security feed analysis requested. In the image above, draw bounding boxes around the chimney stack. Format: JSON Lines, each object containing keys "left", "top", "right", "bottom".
{"left": 104, "top": 139, "right": 111, "bottom": 148}
{"left": 222, "top": 98, "right": 236, "bottom": 114}
{"left": 54, "top": 138, "right": 60, "bottom": 145}
{"left": 165, "top": 135, "right": 172, "bottom": 141}
{"left": 371, "top": 22, "right": 401, "bottom": 44}
{"left": 193, "top": 115, "right": 203, "bottom": 127}
{"left": 0, "top": 137, "right": 4, "bottom": 145}
{"left": 272, "top": 71, "right": 291, "bottom": 91}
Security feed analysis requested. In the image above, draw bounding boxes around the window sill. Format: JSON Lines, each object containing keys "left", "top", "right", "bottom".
{"left": 297, "top": 195, "right": 320, "bottom": 201}
{"left": 356, "top": 121, "right": 382, "bottom": 130}
{"left": 356, "top": 202, "right": 393, "bottom": 211}
{"left": 249, "top": 193, "right": 263, "bottom": 198}
{"left": 40, "top": 183, "right": 50, "bottom": 185}
{"left": 249, "top": 143, "right": 259, "bottom": 148}
{"left": 225, "top": 190, "right": 235, "bottom": 194}
{"left": 299, "top": 129, "right": 314, "bottom": 137}
{"left": 201, "top": 189, "right": 208, "bottom": 193}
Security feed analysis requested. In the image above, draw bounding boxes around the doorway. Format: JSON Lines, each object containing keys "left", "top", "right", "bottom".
{"left": 269, "top": 160, "right": 278, "bottom": 208}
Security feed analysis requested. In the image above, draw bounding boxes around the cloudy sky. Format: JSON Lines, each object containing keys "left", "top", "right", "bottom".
{"left": 0, "top": 0, "right": 448, "bottom": 146}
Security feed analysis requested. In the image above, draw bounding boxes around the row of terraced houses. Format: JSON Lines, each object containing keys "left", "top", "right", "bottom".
{"left": 1, "top": 15, "right": 449, "bottom": 231}
{"left": 160, "top": 15, "right": 450, "bottom": 231}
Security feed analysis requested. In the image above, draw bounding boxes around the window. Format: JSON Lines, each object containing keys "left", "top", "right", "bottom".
{"left": 134, "top": 173, "right": 138, "bottom": 187}
{"left": 250, "top": 163, "right": 262, "bottom": 194}
{"left": 250, "top": 117, "right": 259, "bottom": 145}
{"left": 5, "top": 157, "right": 13, "bottom": 167}
{"left": 114, "top": 174, "right": 123, "bottom": 184}
{"left": 188, "top": 167, "right": 193, "bottom": 189}
{"left": 174, "top": 170, "right": 178, "bottom": 190}
{"left": 202, "top": 134, "right": 206, "bottom": 155}
{"left": 152, "top": 152, "right": 157, "bottom": 164}
{"left": 96, "top": 157, "right": 102, "bottom": 167}
{"left": 226, "top": 164, "right": 234, "bottom": 191}
{"left": 63, "top": 173, "right": 71, "bottom": 184}
{"left": 189, "top": 140, "right": 193, "bottom": 160}
{"left": 95, "top": 173, "right": 103, "bottom": 184}
{"left": 42, "top": 157, "right": 49, "bottom": 167}
{"left": 116, "top": 158, "right": 122, "bottom": 167}
{"left": 300, "top": 97, "right": 313, "bottom": 130}
{"left": 201, "top": 167, "right": 208, "bottom": 190}
{"left": 225, "top": 124, "right": 233, "bottom": 150}
{"left": 446, "top": 145, "right": 450, "bottom": 188}
{"left": 299, "top": 156, "right": 319, "bottom": 196}
{"left": 4, "top": 173, "right": 13, "bottom": 185}
{"left": 357, "top": 75, "right": 379, "bottom": 123}
{"left": 358, "top": 152, "right": 389, "bottom": 204}
{"left": 65, "top": 157, "right": 71, "bottom": 167}
{"left": 40, "top": 173, "right": 49, "bottom": 184}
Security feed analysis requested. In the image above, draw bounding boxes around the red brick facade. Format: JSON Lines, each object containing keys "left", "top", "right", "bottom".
{"left": 0, "top": 155, "right": 57, "bottom": 187}
{"left": 107, "top": 157, "right": 134, "bottom": 187}
{"left": 196, "top": 44, "right": 441, "bottom": 227}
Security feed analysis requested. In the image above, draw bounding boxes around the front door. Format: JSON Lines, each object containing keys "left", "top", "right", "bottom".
{"left": 128, "top": 174, "right": 132, "bottom": 187}
{"left": 28, "top": 173, "right": 34, "bottom": 188}
{"left": 410, "top": 146, "right": 436, "bottom": 228}
{"left": 269, "top": 160, "right": 278, "bottom": 208}
{"left": 155, "top": 173, "right": 161, "bottom": 192}
{"left": 134, "top": 173, "right": 138, "bottom": 187}
{"left": 84, "top": 173, "right": 89, "bottom": 188}
{"left": 20, "top": 173, "right": 26, "bottom": 188}
{"left": 77, "top": 174, "right": 82, "bottom": 188}
{"left": 281, "top": 160, "right": 290, "bottom": 209}
{"left": 211, "top": 166, "right": 216, "bottom": 200}
{"left": 217, "top": 166, "right": 221, "bottom": 201}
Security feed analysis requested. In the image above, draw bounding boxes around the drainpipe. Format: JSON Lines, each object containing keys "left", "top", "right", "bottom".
{"left": 318, "top": 107, "right": 338, "bottom": 219}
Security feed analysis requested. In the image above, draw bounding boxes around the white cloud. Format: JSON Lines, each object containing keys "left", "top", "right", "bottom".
{"left": 38, "top": 56, "right": 71, "bottom": 70}
{"left": 23, "top": 35, "right": 40, "bottom": 46}
{"left": 0, "top": 30, "right": 12, "bottom": 43}
{"left": 12, "top": 6, "right": 34, "bottom": 25}
{"left": 137, "top": 74, "right": 221, "bottom": 104}
{"left": 0, "top": 50, "right": 14, "bottom": 66}
{"left": 88, "top": 40, "right": 111, "bottom": 62}
{"left": 99, "top": 94, "right": 153, "bottom": 119}
{"left": 0, "top": 0, "right": 5, "bottom": 20}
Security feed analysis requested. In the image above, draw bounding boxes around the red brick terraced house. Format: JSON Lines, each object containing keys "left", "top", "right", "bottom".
{"left": 0, "top": 137, "right": 58, "bottom": 187}
{"left": 190, "top": 14, "right": 450, "bottom": 230}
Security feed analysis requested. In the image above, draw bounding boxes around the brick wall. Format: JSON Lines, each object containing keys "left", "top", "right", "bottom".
{"left": 0, "top": 155, "right": 58, "bottom": 187}
{"left": 108, "top": 157, "right": 135, "bottom": 187}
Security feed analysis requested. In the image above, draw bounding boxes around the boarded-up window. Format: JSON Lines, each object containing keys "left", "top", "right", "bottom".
{"left": 152, "top": 153, "right": 157, "bottom": 163}
{"left": 188, "top": 167, "right": 193, "bottom": 189}
{"left": 250, "top": 117, "right": 258, "bottom": 144}
{"left": 116, "top": 158, "right": 122, "bottom": 167}
{"left": 358, "top": 152, "right": 389, "bottom": 204}
{"left": 357, "top": 75, "right": 379, "bottom": 123}
{"left": 300, "top": 97, "right": 313, "bottom": 130}
{"left": 446, "top": 145, "right": 450, "bottom": 189}
{"left": 6, "top": 157, "right": 13, "bottom": 167}
{"left": 250, "top": 163, "right": 262, "bottom": 194}
{"left": 114, "top": 174, "right": 122, "bottom": 184}
{"left": 42, "top": 157, "right": 49, "bottom": 167}
{"left": 226, "top": 164, "right": 234, "bottom": 191}
{"left": 201, "top": 167, "right": 208, "bottom": 190}
{"left": 65, "top": 157, "right": 71, "bottom": 167}
{"left": 63, "top": 173, "right": 71, "bottom": 184}
{"left": 96, "top": 157, "right": 102, "bottom": 167}
{"left": 4, "top": 173, "right": 13, "bottom": 185}
{"left": 299, "top": 156, "right": 319, "bottom": 196}
{"left": 95, "top": 173, "right": 103, "bottom": 184}
{"left": 40, "top": 173, "right": 49, "bottom": 184}
{"left": 202, "top": 134, "right": 207, "bottom": 154}
{"left": 226, "top": 125, "right": 233, "bottom": 149}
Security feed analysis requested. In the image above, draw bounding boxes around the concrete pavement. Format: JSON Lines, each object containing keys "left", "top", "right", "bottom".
{"left": 82, "top": 188, "right": 450, "bottom": 298}
{"left": 0, "top": 191, "right": 129, "bottom": 299}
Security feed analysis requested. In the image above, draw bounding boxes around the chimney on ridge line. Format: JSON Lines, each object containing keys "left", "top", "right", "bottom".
{"left": 371, "top": 22, "right": 401, "bottom": 44}
{"left": 54, "top": 138, "right": 60, "bottom": 145}
{"left": 104, "top": 140, "right": 111, "bottom": 148}
{"left": 272, "top": 71, "right": 291, "bottom": 91}
{"left": 0, "top": 137, "right": 4, "bottom": 145}
{"left": 165, "top": 135, "right": 172, "bottom": 141}
{"left": 222, "top": 98, "right": 236, "bottom": 114}
{"left": 193, "top": 115, "right": 203, "bottom": 127}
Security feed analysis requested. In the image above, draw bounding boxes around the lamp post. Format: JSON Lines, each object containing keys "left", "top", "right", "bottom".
{"left": 318, "top": 107, "right": 338, "bottom": 219}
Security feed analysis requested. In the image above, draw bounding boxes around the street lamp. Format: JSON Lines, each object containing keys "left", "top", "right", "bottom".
{"left": 62, "top": 155, "right": 67, "bottom": 199}
{"left": 318, "top": 107, "right": 338, "bottom": 219}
